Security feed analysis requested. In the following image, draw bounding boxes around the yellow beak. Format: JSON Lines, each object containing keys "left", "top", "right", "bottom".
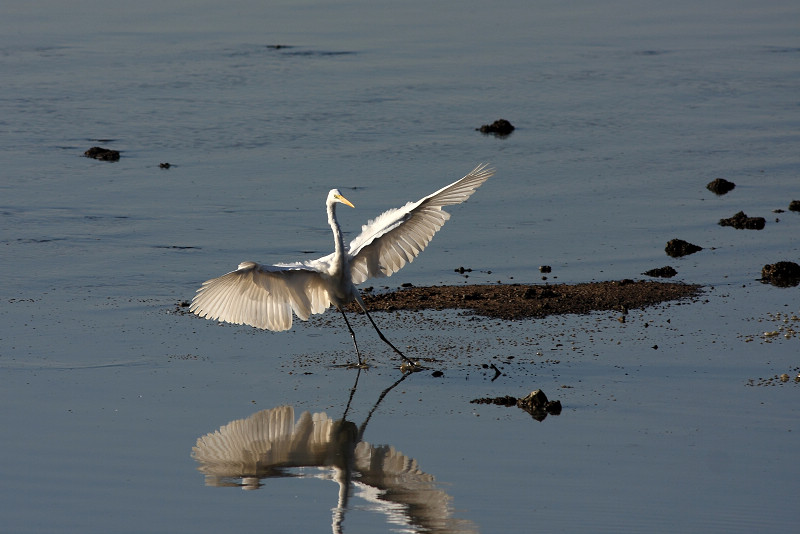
{"left": 336, "top": 194, "right": 355, "bottom": 208}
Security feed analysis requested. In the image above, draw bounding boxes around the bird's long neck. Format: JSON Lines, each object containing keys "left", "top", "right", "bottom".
{"left": 328, "top": 201, "right": 346, "bottom": 266}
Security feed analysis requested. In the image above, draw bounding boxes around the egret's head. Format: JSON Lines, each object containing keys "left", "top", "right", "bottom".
{"left": 328, "top": 189, "right": 355, "bottom": 208}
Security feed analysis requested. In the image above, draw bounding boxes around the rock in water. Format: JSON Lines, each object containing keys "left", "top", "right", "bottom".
{"left": 706, "top": 178, "right": 735, "bottom": 195}
{"left": 761, "top": 261, "right": 800, "bottom": 287}
{"left": 719, "top": 211, "right": 765, "bottom": 230}
{"left": 84, "top": 146, "right": 120, "bottom": 161}
{"left": 477, "top": 119, "right": 515, "bottom": 136}
{"left": 665, "top": 239, "right": 702, "bottom": 257}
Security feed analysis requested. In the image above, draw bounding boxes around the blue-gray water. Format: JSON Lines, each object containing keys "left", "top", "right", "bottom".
{"left": 2, "top": 1, "right": 798, "bottom": 532}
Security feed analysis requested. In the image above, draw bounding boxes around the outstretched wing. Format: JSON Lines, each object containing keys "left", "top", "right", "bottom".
{"left": 347, "top": 163, "right": 494, "bottom": 285}
{"left": 190, "top": 261, "right": 332, "bottom": 331}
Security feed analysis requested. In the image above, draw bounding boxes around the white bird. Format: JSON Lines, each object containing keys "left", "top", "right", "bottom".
{"left": 190, "top": 163, "right": 494, "bottom": 367}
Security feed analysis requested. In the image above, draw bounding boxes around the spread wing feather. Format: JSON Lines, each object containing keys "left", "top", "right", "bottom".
{"left": 347, "top": 163, "right": 494, "bottom": 284}
{"left": 190, "top": 163, "right": 493, "bottom": 331}
{"left": 190, "top": 261, "right": 332, "bottom": 331}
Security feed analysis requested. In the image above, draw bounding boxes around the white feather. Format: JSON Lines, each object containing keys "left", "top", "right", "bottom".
{"left": 189, "top": 164, "right": 494, "bottom": 362}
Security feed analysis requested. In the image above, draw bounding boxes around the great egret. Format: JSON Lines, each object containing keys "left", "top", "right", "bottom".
{"left": 190, "top": 163, "right": 494, "bottom": 367}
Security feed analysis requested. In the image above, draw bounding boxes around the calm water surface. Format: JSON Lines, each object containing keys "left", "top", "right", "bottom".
{"left": 1, "top": 1, "right": 799, "bottom": 532}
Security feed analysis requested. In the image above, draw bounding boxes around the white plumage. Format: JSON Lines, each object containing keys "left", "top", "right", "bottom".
{"left": 190, "top": 163, "right": 494, "bottom": 366}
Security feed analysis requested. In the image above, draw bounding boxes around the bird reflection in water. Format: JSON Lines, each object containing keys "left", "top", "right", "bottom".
{"left": 191, "top": 371, "right": 477, "bottom": 533}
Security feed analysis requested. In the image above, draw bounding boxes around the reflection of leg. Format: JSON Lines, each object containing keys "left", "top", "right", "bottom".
{"left": 358, "top": 371, "right": 412, "bottom": 441}
{"left": 341, "top": 367, "right": 362, "bottom": 421}
{"left": 337, "top": 306, "right": 364, "bottom": 366}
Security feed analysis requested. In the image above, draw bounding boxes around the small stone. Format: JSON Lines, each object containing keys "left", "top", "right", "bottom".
{"left": 84, "top": 146, "right": 120, "bottom": 161}
{"left": 517, "top": 390, "right": 549, "bottom": 410}
{"left": 665, "top": 239, "right": 702, "bottom": 258}
{"left": 545, "top": 400, "right": 562, "bottom": 415}
{"left": 719, "top": 211, "right": 766, "bottom": 230}
{"left": 706, "top": 178, "right": 736, "bottom": 195}
{"left": 477, "top": 119, "right": 515, "bottom": 137}
{"left": 517, "top": 390, "right": 562, "bottom": 420}
{"left": 761, "top": 261, "right": 800, "bottom": 287}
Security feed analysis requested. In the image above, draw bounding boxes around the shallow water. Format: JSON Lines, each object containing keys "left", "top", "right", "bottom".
{"left": 2, "top": 1, "right": 799, "bottom": 532}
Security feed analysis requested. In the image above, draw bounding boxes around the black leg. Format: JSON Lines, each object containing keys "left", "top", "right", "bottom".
{"left": 360, "top": 306, "right": 417, "bottom": 366}
{"left": 337, "top": 306, "right": 365, "bottom": 366}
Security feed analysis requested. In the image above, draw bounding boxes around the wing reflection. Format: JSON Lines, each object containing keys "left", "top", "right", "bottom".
{"left": 192, "top": 372, "right": 477, "bottom": 533}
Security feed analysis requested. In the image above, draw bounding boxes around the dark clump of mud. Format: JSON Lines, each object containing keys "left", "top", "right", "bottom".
{"left": 356, "top": 279, "right": 701, "bottom": 320}
{"left": 477, "top": 119, "right": 515, "bottom": 137}
{"left": 84, "top": 146, "right": 120, "bottom": 161}
{"left": 760, "top": 261, "right": 800, "bottom": 287}
{"left": 706, "top": 177, "right": 736, "bottom": 195}
{"left": 719, "top": 211, "right": 766, "bottom": 230}
{"left": 665, "top": 238, "right": 703, "bottom": 258}
{"left": 643, "top": 266, "right": 677, "bottom": 278}
{"left": 472, "top": 395, "right": 518, "bottom": 407}
{"left": 471, "top": 389, "right": 562, "bottom": 421}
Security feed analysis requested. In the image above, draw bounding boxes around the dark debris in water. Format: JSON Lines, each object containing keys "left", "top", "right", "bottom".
{"left": 719, "top": 211, "right": 766, "bottom": 230}
{"left": 356, "top": 280, "right": 701, "bottom": 321}
{"left": 172, "top": 300, "right": 192, "bottom": 315}
{"left": 476, "top": 118, "right": 515, "bottom": 137}
{"left": 84, "top": 146, "right": 120, "bottom": 161}
{"left": 746, "top": 368, "right": 800, "bottom": 387}
{"left": 760, "top": 261, "right": 800, "bottom": 287}
{"left": 643, "top": 266, "right": 677, "bottom": 278}
{"left": 706, "top": 177, "right": 736, "bottom": 195}
{"left": 472, "top": 395, "right": 518, "bottom": 407}
{"left": 471, "top": 389, "right": 562, "bottom": 421}
{"left": 665, "top": 238, "right": 703, "bottom": 258}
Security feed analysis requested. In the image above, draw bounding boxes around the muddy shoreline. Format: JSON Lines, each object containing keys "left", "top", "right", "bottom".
{"left": 350, "top": 280, "right": 703, "bottom": 320}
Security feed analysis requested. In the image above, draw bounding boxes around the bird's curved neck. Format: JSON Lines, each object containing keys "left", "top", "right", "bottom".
{"left": 328, "top": 201, "right": 346, "bottom": 261}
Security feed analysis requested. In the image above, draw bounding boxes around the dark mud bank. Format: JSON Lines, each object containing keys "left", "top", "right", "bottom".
{"left": 355, "top": 280, "right": 702, "bottom": 320}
